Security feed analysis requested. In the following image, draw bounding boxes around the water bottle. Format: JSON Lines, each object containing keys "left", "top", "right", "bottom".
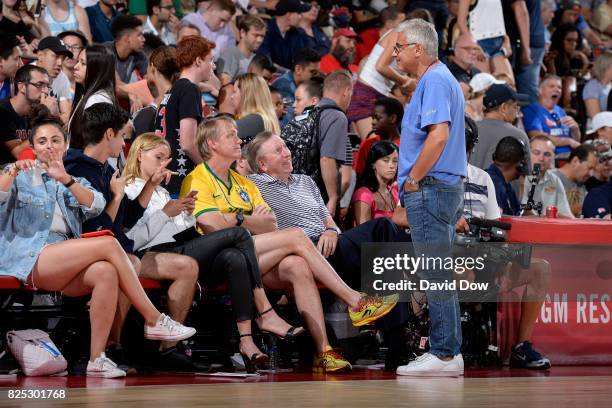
{"left": 263, "top": 333, "right": 279, "bottom": 372}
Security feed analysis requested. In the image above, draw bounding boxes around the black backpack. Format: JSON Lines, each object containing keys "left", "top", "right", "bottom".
{"left": 280, "top": 105, "right": 343, "bottom": 180}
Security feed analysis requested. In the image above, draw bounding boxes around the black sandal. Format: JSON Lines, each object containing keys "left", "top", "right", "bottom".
{"left": 258, "top": 307, "right": 306, "bottom": 341}
{"left": 239, "top": 334, "right": 269, "bottom": 373}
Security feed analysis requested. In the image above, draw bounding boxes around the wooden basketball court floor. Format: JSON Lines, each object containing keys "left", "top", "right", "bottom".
{"left": 1, "top": 366, "right": 611, "bottom": 407}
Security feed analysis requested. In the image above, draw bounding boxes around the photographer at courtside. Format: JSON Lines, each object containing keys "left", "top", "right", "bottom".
{"left": 459, "top": 120, "right": 552, "bottom": 369}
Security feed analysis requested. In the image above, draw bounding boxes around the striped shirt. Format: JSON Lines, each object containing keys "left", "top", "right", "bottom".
{"left": 464, "top": 164, "right": 501, "bottom": 220}
{"left": 248, "top": 173, "right": 330, "bottom": 239}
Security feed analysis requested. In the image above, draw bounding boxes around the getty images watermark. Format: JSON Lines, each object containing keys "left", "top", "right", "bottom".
{"left": 371, "top": 252, "right": 488, "bottom": 292}
{"left": 359, "top": 242, "right": 612, "bottom": 303}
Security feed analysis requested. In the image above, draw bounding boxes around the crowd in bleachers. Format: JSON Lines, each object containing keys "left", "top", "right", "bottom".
{"left": 1, "top": 0, "right": 611, "bottom": 378}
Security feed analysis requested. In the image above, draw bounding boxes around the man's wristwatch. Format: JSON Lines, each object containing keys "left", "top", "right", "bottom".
{"left": 405, "top": 175, "right": 419, "bottom": 186}
{"left": 325, "top": 227, "right": 341, "bottom": 235}
{"left": 235, "top": 213, "right": 245, "bottom": 226}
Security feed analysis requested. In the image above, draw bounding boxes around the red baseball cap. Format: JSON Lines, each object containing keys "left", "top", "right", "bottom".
{"left": 333, "top": 28, "right": 358, "bottom": 39}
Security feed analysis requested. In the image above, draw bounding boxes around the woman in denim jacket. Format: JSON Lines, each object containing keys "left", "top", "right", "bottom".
{"left": 0, "top": 110, "right": 196, "bottom": 378}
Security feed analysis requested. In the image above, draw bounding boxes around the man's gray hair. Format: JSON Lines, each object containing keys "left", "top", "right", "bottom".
{"left": 396, "top": 18, "right": 438, "bottom": 57}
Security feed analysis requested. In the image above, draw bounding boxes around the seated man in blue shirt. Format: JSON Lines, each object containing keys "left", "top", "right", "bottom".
{"left": 256, "top": 0, "right": 310, "bottom": 69}
{"left": 86, "top": 0, "right": 119, "bottom": 44}
{"left": 521, "top": 75, "right": 581, "bottom": 158}
{"left": 582, "top": 181, "right": 612, "bottom": 219}
{"left": 485, "top": 136, "right": 528, "bottom": 216}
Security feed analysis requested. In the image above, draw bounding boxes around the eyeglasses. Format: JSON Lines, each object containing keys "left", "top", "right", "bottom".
{"left": 457, "top": 46, "right": 481, "bottom": 53}
{"left": 64, "top": 44, "right": 83, "bottom": 52}
{"left": 27, "top": 82, "right": 49, "bottom": 90}
{"left": 160, "top": 4, "right": 175, "bottom": 10}
{"left": 393, "top": 42, "right": 416, "bottom": 54}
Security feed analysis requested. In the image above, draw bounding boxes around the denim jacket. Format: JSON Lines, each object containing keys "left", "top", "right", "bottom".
{"left": 0, "top": 169, "right": 105, "bottom": 282}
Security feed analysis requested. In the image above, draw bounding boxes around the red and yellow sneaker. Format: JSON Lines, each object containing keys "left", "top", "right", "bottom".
{"left": 313, "top": 346, "right": 352, "bottom": 373}
{"left": 349, "top": 293, "right": 399, "bottom": 327}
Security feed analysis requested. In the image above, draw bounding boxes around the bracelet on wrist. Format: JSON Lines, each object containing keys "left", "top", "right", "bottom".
{"left": 63, "top": 176, "right": 76, "bottom": 188}
{"left": 3, "top": 163, "right": 19, "bottom": 177}
{"left": 325, "top": 227, "right": 340, "bottom": 235}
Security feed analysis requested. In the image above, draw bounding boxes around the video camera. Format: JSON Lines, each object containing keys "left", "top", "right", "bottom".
{"left": 520, "top": 164, "right": 543, "bottom": 216}
{"left": 454, "top": 217, "right": 532, "bottom": 269}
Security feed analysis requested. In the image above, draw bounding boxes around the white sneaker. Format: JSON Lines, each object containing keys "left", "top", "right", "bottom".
{"left": 87, "top": 353, "right": 126, "bottom": 378}
{"left": 396, "top": 353, "right": 464, "bottom": 377}
{"left": 144, "top": 313, "right": 196, "bottom": 341}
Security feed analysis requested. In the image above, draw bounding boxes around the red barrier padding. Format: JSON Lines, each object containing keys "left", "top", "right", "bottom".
{"left": 500, "top": 216, "right": 612, "bottom": 244}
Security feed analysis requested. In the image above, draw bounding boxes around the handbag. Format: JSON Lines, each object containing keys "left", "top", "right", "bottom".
{"left": 6, "top": 329, "right": 67, "bottom": 376}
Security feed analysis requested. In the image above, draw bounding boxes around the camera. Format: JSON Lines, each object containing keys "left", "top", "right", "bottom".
{"left": 454, "top": 217, "right": 532, "bottom": 269}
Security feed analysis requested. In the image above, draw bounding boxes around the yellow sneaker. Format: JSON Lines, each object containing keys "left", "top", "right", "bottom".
{"left": 313, "top": 346, "right": 352, "bottom": 373}
{"left": 349, "top": 293, "right": 399, "bottom": 327}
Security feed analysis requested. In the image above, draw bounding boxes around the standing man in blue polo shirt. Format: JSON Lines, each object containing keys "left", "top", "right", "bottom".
{"left": 393, "top": 19, "right": 467, "bottom": 377}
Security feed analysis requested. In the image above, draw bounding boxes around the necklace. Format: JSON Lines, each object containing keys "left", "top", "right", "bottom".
{"left": 376, "top": 187, "right": 396, "bottom": 212}
{"left": 418, "top": 58, "right": 439, "bottom": 81}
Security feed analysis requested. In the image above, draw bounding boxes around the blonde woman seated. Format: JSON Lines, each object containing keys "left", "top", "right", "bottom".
{"left": 123, "top": 133, "right": 304, "bottom": 372}
{"left": 179, "top": 116, "right": 399, "bottom": 373}
{"left": 0, "top": 110, "right": 195, "bottom": 379}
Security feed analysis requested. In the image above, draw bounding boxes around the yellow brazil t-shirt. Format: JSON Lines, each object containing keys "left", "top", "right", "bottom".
{"left": 180, "top": 163, "right": 269, "bottom": 231}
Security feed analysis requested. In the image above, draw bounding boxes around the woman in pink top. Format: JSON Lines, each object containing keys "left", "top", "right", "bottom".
{"left": 351, "top": 141, "right": 399, "bottom": 225}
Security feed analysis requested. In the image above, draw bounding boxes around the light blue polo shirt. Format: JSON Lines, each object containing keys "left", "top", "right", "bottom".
{"left": 398, "top": 63, "right": 467, "bottom": 190}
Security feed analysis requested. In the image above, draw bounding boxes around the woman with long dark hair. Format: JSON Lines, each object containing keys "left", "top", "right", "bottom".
{"left": 351, "top": 141, "right": 399, "bottom": 226}
{"left": 69, "top": 44, "right": 117, "bottom": 149}
{"left": 544, "top": 23, "right": 589, "bottom": 113}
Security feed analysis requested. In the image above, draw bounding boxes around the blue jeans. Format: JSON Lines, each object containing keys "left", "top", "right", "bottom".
{"left": 515, "top": 47, "right": 546, "bottom": 103}
{"left": 478, "top": 36, "right": 504, "bottom": 58}
{"left": 403, "top": 177, "right": 464, "bottom": 357}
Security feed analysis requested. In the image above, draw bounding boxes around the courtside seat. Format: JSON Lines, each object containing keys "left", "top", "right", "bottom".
{"left": 0, "top": 275, "right": 162, "bottom": 291}
{"left": 139, "top": 277, "right": 162, "bottom": 290}
{"left": 0, "top": 276, "right": 22, "bottom": 290}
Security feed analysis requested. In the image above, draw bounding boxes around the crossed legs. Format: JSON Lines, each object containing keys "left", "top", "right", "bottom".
{"left": 253, "top": 228, "right": 366, "bottom": 353}
{"left": 31, "top": 236, "right": 163, "bottom": 361}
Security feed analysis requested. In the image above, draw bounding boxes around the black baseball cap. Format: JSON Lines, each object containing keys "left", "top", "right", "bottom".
{"left": 57, "top": 30, "right": 89, "bottom": 48}
{"left": 37, "top": 36, "right": 73, "bottom": 59}
{"left": 276, "top": 0, "right": 311, "bottom": 15}
{"left": 483, "top": 84, "right": 530, "bottom": 109}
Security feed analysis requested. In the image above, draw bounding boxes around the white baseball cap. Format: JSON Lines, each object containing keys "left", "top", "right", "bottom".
{"left": 587, "top": 111, "right": 612, "bottom": 134}
{"left": 469, "top": 73, "right": 505, "bottom": 94}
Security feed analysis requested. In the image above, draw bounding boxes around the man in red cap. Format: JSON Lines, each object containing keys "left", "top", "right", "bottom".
{"left": 320, "top": 28, "right": 358, "bottom": 75}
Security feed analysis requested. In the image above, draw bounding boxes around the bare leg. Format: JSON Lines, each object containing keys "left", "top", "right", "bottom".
{"left": 353, "top": 117, "right": 373, "bottom": 142}
{"left": 254, "top": 228, "right": 362, "bottom": 309}
{"left": 236, "top": 320, "right": 263, "bottom": 358}
{"left": 140, "top": 252, "right": 198, "bottom": 349}
{"left": 502, "top": 259, "right": 551, "bottom": 342}
{"left": 491, "top": 55, "right": 515, "bottom": 86}
{"left": 60, "top": 261, "right": 119, "bottom": 361}
{"left": 252, "top": 288, "right": 301, "bottom": 336}
{"left": 262, "top": 256, "right": 329, "bottom": 354}
{"left": 109, "top": 255, "right": 141, "bottom": 346}
{"left": 32, "top": 236, "right": 161, "bottom": 326}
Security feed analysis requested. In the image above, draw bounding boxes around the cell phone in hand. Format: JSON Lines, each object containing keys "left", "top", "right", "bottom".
{"left": 80, "top": 230, "right": 115, "bottom": 238}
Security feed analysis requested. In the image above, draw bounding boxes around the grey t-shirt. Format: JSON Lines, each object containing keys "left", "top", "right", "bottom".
{"left": 550, "top": 168, "right": 588, "bottom": 217}
{"left": 217, "top": 46, "right": 253, "bottom": 81}
{"left": 317, "top": 97, "right": 347, "bottom": 163}
{"left": 470, "top": 118, "right": 532, "bottom": 171}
